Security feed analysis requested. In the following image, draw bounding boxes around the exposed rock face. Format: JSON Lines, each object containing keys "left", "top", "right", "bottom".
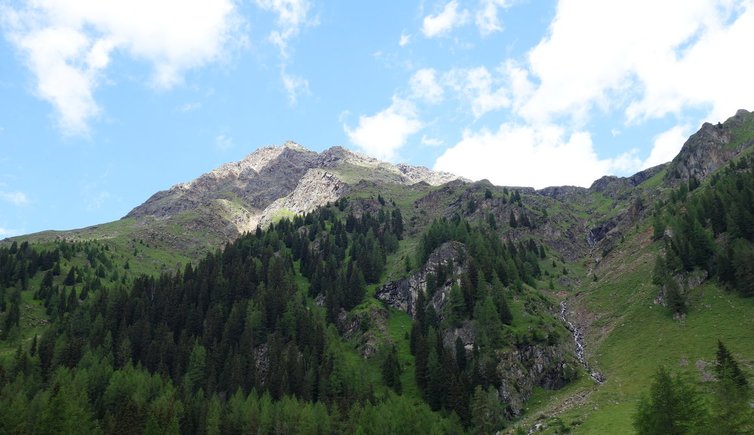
{"left": 128, "top": 142, "right": 318, "bottom": 221}
{"left": 259, "top": 169, "right": 348, "bottom": 226}
{"left": 124, "top": 142, "right": 462, "bottom": 252}
{"left": 667, "top": 109, "right": 754, "bottom": 183}
{"left": 336, "top": 306, "right": 389, "bottom": 358}
{"left": 495, "top": 342, "right": 579, "bottom": 417}
{"left": 396, "top": 163, "right": 464, "bottom": 185}
{"left": 587, "top": 220, "right": 617, "bottom": 247}
{"left": 375, "top": 241, "right": 467, "bottom": 318}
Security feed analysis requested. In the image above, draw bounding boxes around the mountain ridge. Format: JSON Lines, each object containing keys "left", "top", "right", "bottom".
{"left": 125, "top": 141, "right": 462, "bottom": 237}
{"left": 2, "top": 110, "right": 754, "bottom": 434}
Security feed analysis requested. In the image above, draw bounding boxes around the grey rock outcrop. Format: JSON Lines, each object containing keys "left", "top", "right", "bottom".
{"left": 666, "top": 109, "right": 754, "bottom": 183}
{"left": 336, "top": 306, "right": 389, "bottom": 358}
{"left": 496, "top": 342, "right": 580, "bottom": 417}
{"left": 375, "top": 241, "right": 467, "bottom": 318}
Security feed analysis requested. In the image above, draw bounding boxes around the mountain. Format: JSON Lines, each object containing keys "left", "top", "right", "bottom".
{"left": 127, "top": 141, "right": 459, "bottom": 234}
{"left": 1, "top": 110, "right": 754, "bottom": 434}
{"left": 128, "top": 142, "right": 457, "bottom": 255}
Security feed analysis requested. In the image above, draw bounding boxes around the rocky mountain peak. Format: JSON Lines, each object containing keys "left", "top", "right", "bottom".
{"left": 666, "top": 109, "right": 754, "bottom": 182}
{"left": 124, "top": 142, "right": 462, "bottom": 252}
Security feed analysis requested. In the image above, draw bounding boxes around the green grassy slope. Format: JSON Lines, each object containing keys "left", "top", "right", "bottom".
{"left": 511, "top": 222, "right": 754, "bottom": 434}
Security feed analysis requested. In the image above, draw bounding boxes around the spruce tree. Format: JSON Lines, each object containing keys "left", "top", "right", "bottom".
{"left": 634, "top": 366, "right": 708, "bottom": 435}
{"left": 710, "top": 341, "right": 753, "bottom": 434}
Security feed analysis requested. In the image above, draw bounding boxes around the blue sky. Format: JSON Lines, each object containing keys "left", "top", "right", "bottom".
{"left": 1, "top": 0, "right": 754, "bottom": 236}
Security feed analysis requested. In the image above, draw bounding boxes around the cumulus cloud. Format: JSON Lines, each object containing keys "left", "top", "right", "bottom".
{"left": 518, "top": 0, "right": 754, "bottom": 125}
{"left": 445, "top": 66, "right": 510, "bottom": 117}
{"left": 344, "top": 97, "right": 423, "bottom": 161}
{"left": 410, "top": 68, "right": 444, "bottom": 104}
{"left": 422, "top": 1, "right": 470, "bottom": 38}
{"left": 421, "top": 134, "right": 444, "bottom": 147}
{"left": 0, "top": 191, "right": 30, "bottom": 206}
{"left": 476, "top": 0, "right": 512, "bottom": 36}
{"left": 2, "top": 0, "right": 243, "bottom": 134}
{"left": 422, "top": 0, "right": 513, "bottom": 38}
{"left": 404, "top": 65, "right": 510, "bottom": 118}
{"left": 643, "top": 125, "right": 691, "bottom": 169}
{"left": 429, "top": 0, "right": 754, "bottom": 187}
{"left": 434, "top": 123, "right": 639, "bottom": 188}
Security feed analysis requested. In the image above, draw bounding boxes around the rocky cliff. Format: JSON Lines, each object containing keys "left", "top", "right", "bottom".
{"left": 666, "top": 109, "right": 754, "bottom": 183}
{"left": 376, "top": 241, "right": 468, "bottom": 318}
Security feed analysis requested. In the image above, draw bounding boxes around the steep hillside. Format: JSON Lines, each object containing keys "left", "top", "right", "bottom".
{"left": 508, "top": 109, "right": 754, "bottom": 433}
{"left": 2, "top": 110, "right": 754, "bottom": 434}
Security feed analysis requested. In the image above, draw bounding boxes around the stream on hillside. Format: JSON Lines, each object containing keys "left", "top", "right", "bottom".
{"left": 560, "top": 301, "right": 605, "bottom": 384}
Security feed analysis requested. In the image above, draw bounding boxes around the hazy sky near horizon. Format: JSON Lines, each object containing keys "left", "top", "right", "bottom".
{"left": 2, "top": 0, "right": 754, "bottom": 236}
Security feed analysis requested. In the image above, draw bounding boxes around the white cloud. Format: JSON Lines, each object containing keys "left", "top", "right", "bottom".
{"left": 0, "top": 191, "right": 30, "bottom": 206}
{"left": 2, "top": 0, "right": 243, "bottom": 135}
{"left": 517, "top": 0, "right": 754, "bottom": 125}
{"left": 434, "top": 123, "right": 637, "bottom": 188}
{"left": 410, "top": 68, "right": 444, "bottom": 104}
{"left": 344, "top": 97, "right": 423, "bottom": 161}
{"left": 430, "top": 0, "right": 754, "bottom": 188}
{"left": 421, "top": 134, "right": 444, "bottom": 147}
{"left": 399, "top": 32, "right": 412, "bottom": 47}
{"left": 255, "top": 0, "right": 315, "bottom": 104}
{"left": 215, "top": 134, "right": 234, "bottom": 150}
{"left": 281, "top": 69, "right": 310, "bottom": 105}
{"left": 445, "top": 66, "right": 509, "bottom": 117}
{"left": 422, "top": 1, "right": 470, "bottom": 38}
{"left": 643, "top": 125, "right": 691, "bottom": 169}
{"left": 476, "top": 0, "right": 512, "bottom": 36}
{"left": 255, "top": 0, "right": 314, "bottom": 58}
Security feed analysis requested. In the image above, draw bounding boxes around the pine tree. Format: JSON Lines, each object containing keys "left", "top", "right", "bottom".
{"left": 714, "top": 342, "right": 746, "bottom": 386}
{"left": 381, "top": 345, "right": 402, "bottom": 394}
{"left": 710, "top": 341, "right": 753, "bottom": 434}
{"left": 470, "top": 385, "right": 505, "bottom": 434}
{"left": 63, "top": 266, "right": 76, "bottom": 285}
{"left": 454, "top": 337, "right": 466, "bottom": 372}
{"left": 391, "top": 208, "right": 404, "bottom": 239}
{"left": 634, "top": 366, "right": 708, "bottom": 434}
{"left": 664, "top": 278, "right": 687, "bottom": 315}
{"left": 447, "top": 283, "right": 466, "bottom": 327}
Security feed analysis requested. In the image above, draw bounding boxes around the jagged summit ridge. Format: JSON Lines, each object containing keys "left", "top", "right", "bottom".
{"left": 126, "top": 142, "right": 462, "bottom": 243}
{"left": 174, "top": 141, "right": 311, "bottom": 191}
